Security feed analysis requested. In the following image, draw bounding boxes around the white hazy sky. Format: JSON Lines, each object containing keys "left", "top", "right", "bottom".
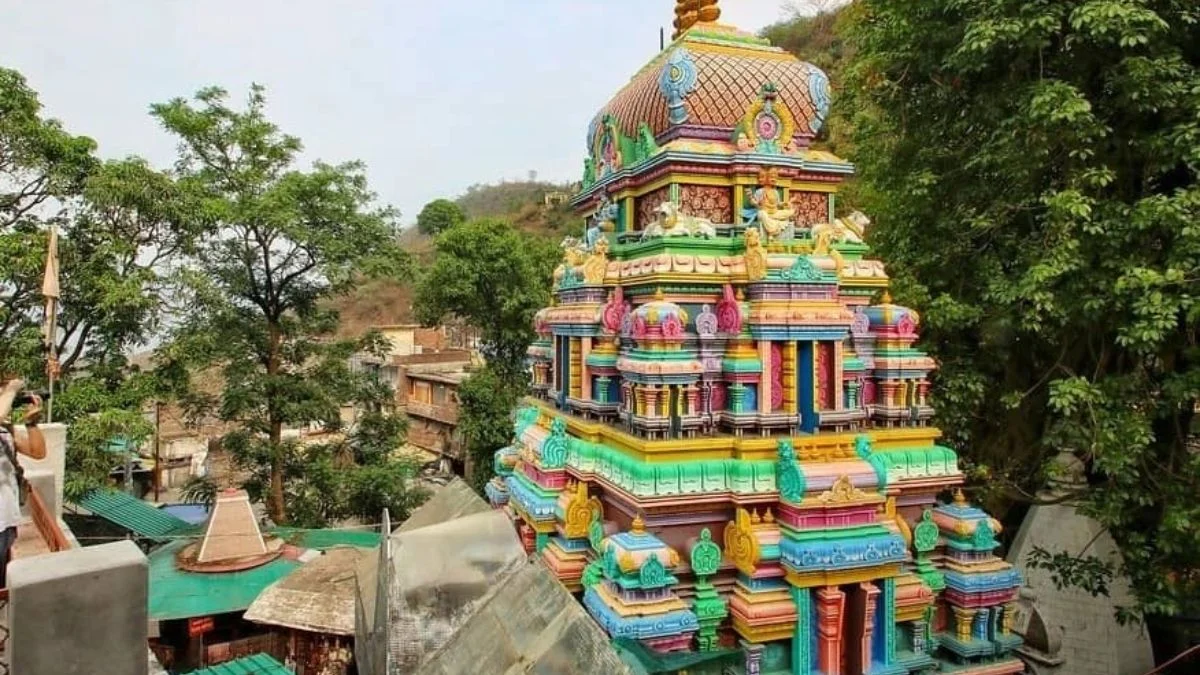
{"left": 2, "top": 0, "right": 802, "bottom": 223}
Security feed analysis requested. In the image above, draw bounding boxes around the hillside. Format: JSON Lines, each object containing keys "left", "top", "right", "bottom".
{"left": 333, "top": 179, "right": 579, "bottom": 334}
{"left": 457, "top": 179, "right": 579, "bottom": 238}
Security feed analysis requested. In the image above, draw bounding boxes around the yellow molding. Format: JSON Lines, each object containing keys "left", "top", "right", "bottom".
{"left": 731, "top": 617, "right": 796, "bottom": 643}
{"left": 527, "top": 399, "right": 944, "bottom": 463}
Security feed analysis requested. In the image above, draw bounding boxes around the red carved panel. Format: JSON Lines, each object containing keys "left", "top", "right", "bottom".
{"left": 710, "top": 383, "right": 727, "bottom": 412}
{"left": 789, "top": 190, "right": 829, "bottom": 227}
{"left": 680, "top": 184, "right": 733, "bottom": 224}
{"left": 770, "top": 343, "right": 784, "bottom": 411}
{"left": 636, "top": 186, "right": 671, "bottom": 229}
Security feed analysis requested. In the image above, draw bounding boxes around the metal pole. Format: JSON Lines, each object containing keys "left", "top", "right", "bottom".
{"left": 153, "top": 401, "right": 162, "bottom": 502}
{"left": 124, "top": 446, "right": 133, "bottom": 495}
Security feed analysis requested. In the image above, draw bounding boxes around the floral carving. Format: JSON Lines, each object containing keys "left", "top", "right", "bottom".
{"left": 639, "top": 553, "right": 668, "bottom": 587}
{"left": 723, "top": 508, "right": 761, "bottom": 575}
{"left": 680, "top": 185, "right": 733, "bottom": 224}
{"left": 789, "top": 190, "right": 829, "bottom": 228}
{"left": 815, "top": 474, "right": 870, "bottom": 503}
{"left": 602, "top": 287, "right": 628, "bottom": 334}
{"left": 973, "top": 519, "right": 998, "bottom": 550}
{"left": 541, "top": 418, "right": 568, "bottom": 468}
{"left": 716, "top": 284, "right": 742, "bottom": 334}
{"left": 781, "top": 256, "right": 823, "bottom": 281}
{"left": 913, "top": 510, "right": 939, "bottom": 553}
{"left": 770, "top": 343, "right": 784, "bottom": 411}
{"left": 636, "top": 187, "right": 671, "bottom": 230}
{"left": 777, "top": 439, "right": 805, "bottom": 503}
{"left": 690, "top": 528, "right": 722, "bottom": 576}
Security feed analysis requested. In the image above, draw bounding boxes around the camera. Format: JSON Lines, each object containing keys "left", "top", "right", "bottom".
{"left": 14, "top": 391, "right": 49, "bottom": 408}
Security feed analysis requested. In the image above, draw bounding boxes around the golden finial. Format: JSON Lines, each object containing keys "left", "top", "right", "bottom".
{"left": 881, "top": 289, "right": 893, "bottom": 304}
{"left": 953, "top": 488, "right": 967, "bottom": 506}
{"left": 763, "top": 508, "right": 775, "bottom": 524}
{"left": 673, "top": 0, "right": 720, "bottom": 40}
{"left": 631, "top": 513, "right": 646, "bottom": 534}
{"left": 750, "top": 508, "right": 762, "bottom": 524}
{"left": 654, "top": 287, "right": 665, "bottom": 301}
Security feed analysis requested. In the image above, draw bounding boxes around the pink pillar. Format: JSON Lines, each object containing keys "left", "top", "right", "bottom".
{"left": 581, "top": 337, "right": 592, "bottom": 399}
{"left": 758, "top": 340, "right": 772, "bottom": 414}
{"left": 859, "top": 582, "right": 881, "bottom": 672}
{"left": 817, "top": 586, "right": 846, "bottom": 675}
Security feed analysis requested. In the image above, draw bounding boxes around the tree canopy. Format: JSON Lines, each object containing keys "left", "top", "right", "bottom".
{"left": 414, "top": 218, "right": 558, "bottom": 381}
{"left": 413, "top": 217, "right": 558, "bottom": 489}
{"left": 416, "top": 198, "right": 465, "bottom": 235}
{"left": 841, "top": 0, "right": 1200, "bottom": 620}
{"left": 0, "top": 67, "right": 194, "bottom": 498}
{"left": 153, "top": 85, "right": 413, "bottom": 523}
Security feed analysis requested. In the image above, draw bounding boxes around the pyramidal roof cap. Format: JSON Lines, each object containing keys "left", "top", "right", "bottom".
{"left": 197, "top": 488, "right": 268, "bottom": 563}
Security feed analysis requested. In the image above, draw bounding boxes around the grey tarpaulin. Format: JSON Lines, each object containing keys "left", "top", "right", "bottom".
{"left": 417, "top": 557, "right": 631, "bottom": 675}
{"left": 353, "top": 478, "right": 630, "bottom": 674}
{"left": 396, "top": 477, "right": 491, "bottom": 534}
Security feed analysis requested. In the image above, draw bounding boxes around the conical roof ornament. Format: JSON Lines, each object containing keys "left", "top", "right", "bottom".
{"left": 631, "top": 513, "right": 647, "bottom": 534}
{"left": 673, "top": 0, "right": 721, "bottom": 40}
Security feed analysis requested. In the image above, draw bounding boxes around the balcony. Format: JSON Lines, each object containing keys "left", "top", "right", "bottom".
{"left": 405, "top": 400, "right": 460, "bottom": 426}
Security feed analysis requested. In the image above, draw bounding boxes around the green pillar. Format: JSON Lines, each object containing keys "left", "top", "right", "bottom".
{"left": 790, "top": 586, "right": 812, "bottom": 675}
{"left": 730, "top": 383, "right": 746, "bottom": 414}
{"left": 535, "top": 532, "right": 549, "bottom": 553}
{"left": 882, "top": 577, "right": 897, "bottom": 666}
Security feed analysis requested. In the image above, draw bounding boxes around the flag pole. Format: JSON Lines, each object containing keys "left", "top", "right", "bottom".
{"left": 42, "top": 222, "right": 60, "bottom": 424}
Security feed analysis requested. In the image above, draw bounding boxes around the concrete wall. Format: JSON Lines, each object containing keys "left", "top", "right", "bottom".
{"left": 8, "top": 540, "right": 149, "bottom": 675}
{"left": 11, "top": 423, "right": 66, "bottom": 519}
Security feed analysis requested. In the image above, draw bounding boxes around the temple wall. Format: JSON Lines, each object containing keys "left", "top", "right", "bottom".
{"left": 1007, "top": 501, "right": 1155, "bottom": 674}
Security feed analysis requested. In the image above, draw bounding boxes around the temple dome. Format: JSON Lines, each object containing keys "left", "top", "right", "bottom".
{"left": 586, "top": 15, "right": 831, "bottom": 152}
{"left": 632, "top": 291, "right": 689, "bottom": 334}
{"left": 863, "top": 291, "right": 921, "bottom": 332}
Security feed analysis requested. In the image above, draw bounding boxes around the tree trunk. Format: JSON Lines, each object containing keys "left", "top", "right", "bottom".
{"left": 266, "top": 321, "right": 286, "bottom": 524}
{"left": 268, "top": 419, "right": 285, "bottom": 524}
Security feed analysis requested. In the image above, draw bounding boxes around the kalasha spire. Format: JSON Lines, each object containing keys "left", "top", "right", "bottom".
{"left": 673, "top": 0, "right": 721, "bottom": 40}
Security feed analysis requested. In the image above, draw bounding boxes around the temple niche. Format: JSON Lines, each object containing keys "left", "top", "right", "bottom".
{"left": 488, "top": 2, "right": 1024, "bottom": 674}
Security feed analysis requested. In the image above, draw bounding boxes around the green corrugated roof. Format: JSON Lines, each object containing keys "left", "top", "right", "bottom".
{"left": 184, "top": 653, "right": 293, "bottom": 675}
{"left": 74, "top": 490, "right": 198, "bottom": 542}
{"left": 271, "top": 527, "right": 380, "bottom": 549}
{"left": 148, "top": 527, "right": 380, "bottom": 622}
{"left": 148, "top": 540, "right": 301, "bottom": 621}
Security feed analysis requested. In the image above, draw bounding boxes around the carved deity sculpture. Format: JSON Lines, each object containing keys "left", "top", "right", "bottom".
{"left": 748, "top": 168, "right": 794, "bottom": 242}
{"left": 744, "top": 226, "right": 768, "bottom": 281}
{"left": 554, "top": 236, "right": 588, "bottom": 284}
{"left": 582, "top": 235, "right": 610, "bottom": 284}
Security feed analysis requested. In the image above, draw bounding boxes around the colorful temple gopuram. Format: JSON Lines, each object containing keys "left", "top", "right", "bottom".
{"left": 485, "top": 2, "right": 1024, "bottom": 673}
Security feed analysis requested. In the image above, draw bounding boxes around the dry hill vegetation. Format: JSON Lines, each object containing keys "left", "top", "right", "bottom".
{"left": 334, "top": 180, "right": 577, "bottom": 333}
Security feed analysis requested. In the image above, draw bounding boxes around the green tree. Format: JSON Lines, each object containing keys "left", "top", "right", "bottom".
{"left": 455, "top": 364, "right": 524, "bottom": 493}
{"left": 153, "top": 85, "right": 411, "bottom": 524}
{"left": 842, "top": 0, "right": 1200, "bottom": 621}
{"left": 415, "top": 198, "right": 465, "bottom": 236}
{"left": 414, "top": 218, "right": 557, "bottom": 381}
{"left": 413, "top": 218, "right": 558, "bottom": 489}
{"left": 1, "top": 67, "right": 197, "bottom": 497}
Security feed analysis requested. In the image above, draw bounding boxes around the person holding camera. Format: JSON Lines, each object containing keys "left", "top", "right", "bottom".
{"left": 0, "top": 377, "right": 47, "bottom": 588}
